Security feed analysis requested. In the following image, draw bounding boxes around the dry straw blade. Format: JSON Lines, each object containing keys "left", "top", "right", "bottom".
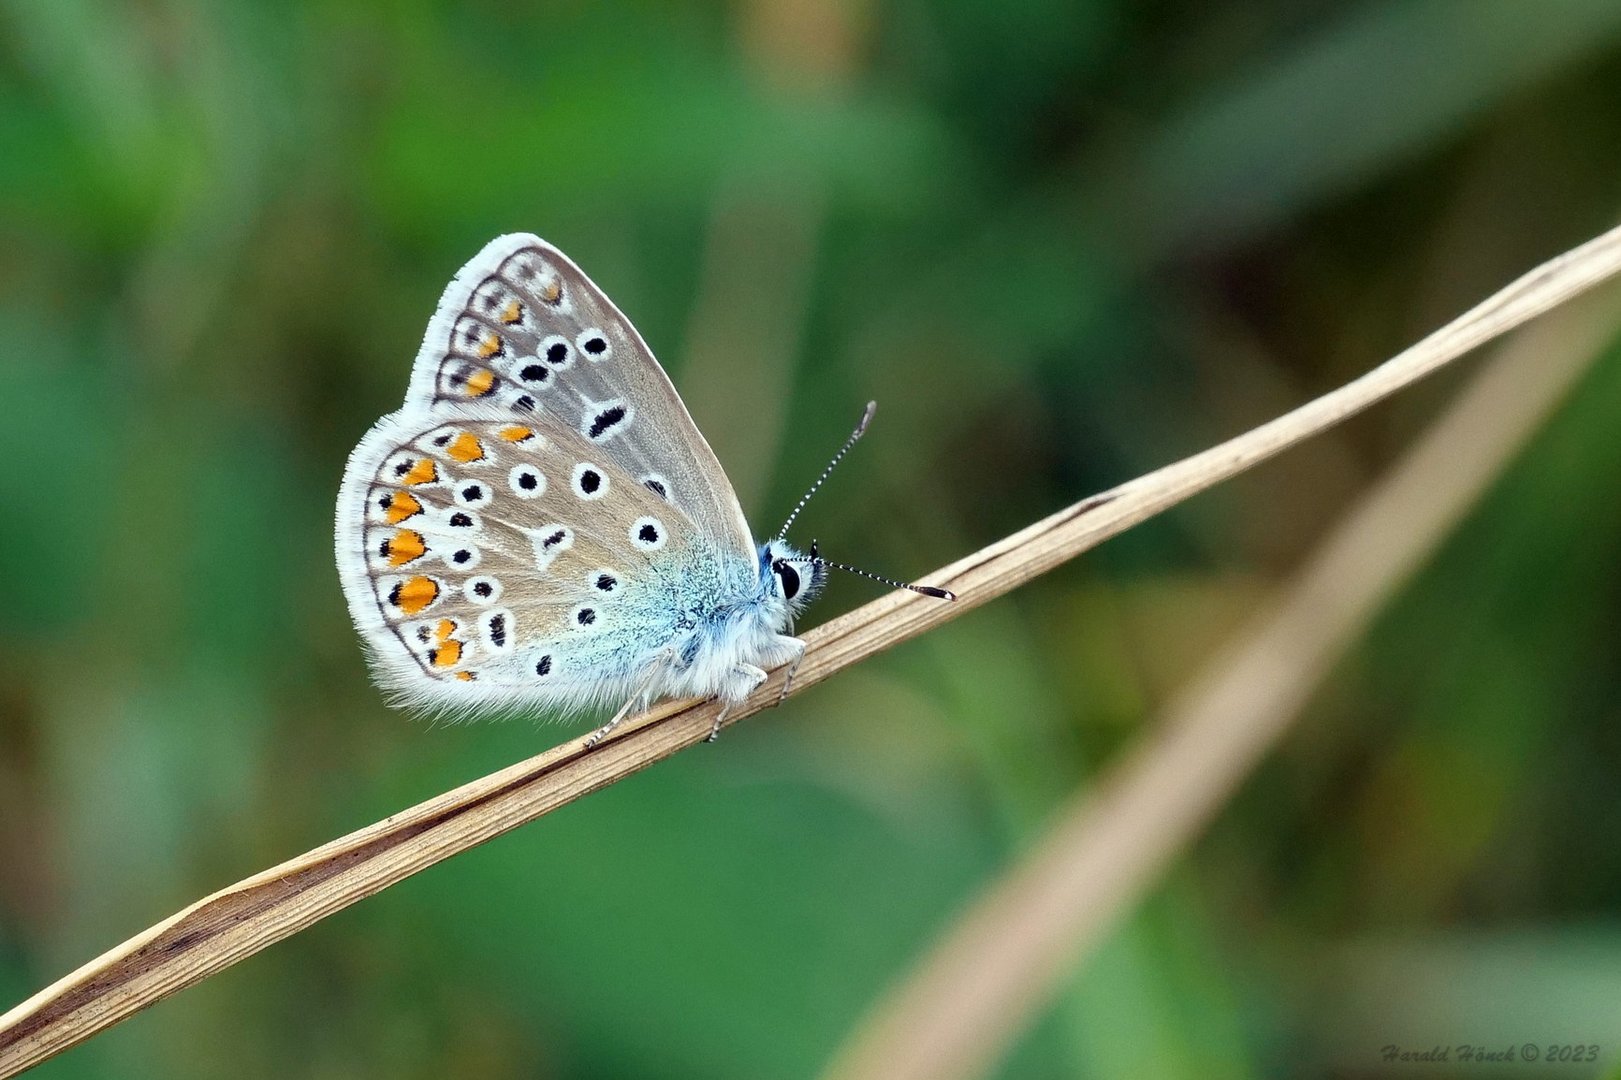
{"left": 4, "top": 223, "right": 1621, "bottom": 1077}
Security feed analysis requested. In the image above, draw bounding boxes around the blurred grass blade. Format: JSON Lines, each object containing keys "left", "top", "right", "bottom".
{"left": 1107, "top": 0, "right": 1621, "bottom": 250}
{"left": 3, "top": 224, "right": 1621, "bottom": 1077}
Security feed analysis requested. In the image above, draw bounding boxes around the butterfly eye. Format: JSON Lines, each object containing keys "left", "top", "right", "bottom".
{"left": 775, "top": 561, "right": 802, "bottom": 601}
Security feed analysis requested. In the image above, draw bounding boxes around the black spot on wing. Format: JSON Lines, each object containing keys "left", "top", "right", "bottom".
{"left": 587, "top": 405, "right": 627, "bottom": 440}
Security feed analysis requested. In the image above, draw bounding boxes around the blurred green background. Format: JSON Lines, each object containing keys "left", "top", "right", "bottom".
{"left": 4, "top": 1, "right": 1621, "bottom": 1077}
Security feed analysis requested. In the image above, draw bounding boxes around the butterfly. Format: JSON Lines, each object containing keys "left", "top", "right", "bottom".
{"left": 335, "top": 234, "right": 953, "bottom": 745}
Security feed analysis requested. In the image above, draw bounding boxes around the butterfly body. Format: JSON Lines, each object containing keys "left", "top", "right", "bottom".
{"left": 335, "top": 235, "right": 828, "bottom": 726}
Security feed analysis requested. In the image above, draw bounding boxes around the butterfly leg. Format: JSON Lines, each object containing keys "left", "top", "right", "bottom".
{"left": 705, "top": 703, "right": 732, "bottom": 744}
{"left": 706, "top": 664, "right": 769, "bottom": 742}
{"left": 774, "top": 634, "right": 808, "bottom": 705}
{"left": 585, "top": 689, "right": 651, "bottom": 749}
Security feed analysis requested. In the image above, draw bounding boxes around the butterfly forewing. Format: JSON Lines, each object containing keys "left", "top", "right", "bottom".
{"left": 336, "top": 406, "right": 724, "bottom": 714}
{"left": 405, "top": 234, "right": 756, "bottom": 564}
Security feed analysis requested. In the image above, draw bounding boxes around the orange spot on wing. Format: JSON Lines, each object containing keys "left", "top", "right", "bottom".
{"left": 455, "top": 670, "right": 477, "bottom": 681}
{"left": 392, "top": 576, "right": 439, "bottom": 615}
{"left": 402, "top": 458, "right": 438, "bottom": 486}
{"left": 498, "top": 425, "right": 534, "bottom": 442}
{"left": 430, "top": 638, "right": 462, "bottom": 668}
{"left": 434, "top": 619, "right": 457, "bottom": 642}
{"left": 476, "top": 333, "right": 503, "bottom": 359}
{"left": 447, "top": 432, "right": 485, "bottom": 463}
{"left": 465, "top": 369, "right": 496, "bottom": 397}
{"left": 499, "top": 299, "right": 523, "bottom": 324}
{"left": 385, "top": 529, "right": 427, "bottom": 567}
{"left": 383, "top": 491, "right": 422, "bottom": 523}
{"left": 539, "top": 278, "right": 562, "bottom": 303}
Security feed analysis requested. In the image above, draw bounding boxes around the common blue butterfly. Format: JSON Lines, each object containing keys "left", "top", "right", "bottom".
{"left": 335, "top": 235, "right": 951, "bottom": 744}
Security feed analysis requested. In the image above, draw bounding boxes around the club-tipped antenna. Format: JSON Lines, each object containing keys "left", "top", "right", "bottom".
{"left": 780, "top": 540, "right": 957, "bottom": 602}
{"left": 775, "top": 401, "right": 877, "bottom": 542}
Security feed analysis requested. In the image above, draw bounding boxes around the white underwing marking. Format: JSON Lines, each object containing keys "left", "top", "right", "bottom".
{"left": 576, "top": 328, "right": 611, "bottom": 362}
{"left": 639, "top": 473, "right": 672, "bottom": 502}
{"left": 538, "top": 333, "right": 574, "bottom": 371}
{"left": 407, "top": 619, "right": 459, "bottom": 664}
{"left": 443, "top": 545, "right": 480, "bottom": 570}
{"left": 464, "top": 576, "right": 502, "bottom": 604}
{"left": 383, "top": 574, "right": 445, "bottom": 614}
{"left": 508, "top": 464, "right": 546, "bottom": 499}
{"left": 383, "top": 451, "right": 443, "bottom": 488}
{"left": 423, "top": 426, "right": 458, "bottom": 451}
{"left": 571, "top": 462, "right": 608, "bottom": 500}
{"left": 481, "top": 608, "right": 514, "bottom": 652}
{"left": 454, "top": 480, "right": 493, "bottom": 508}
{"left": 369, "top": 490, "right": 396, "bottom": 523}
{"left": 451, "top": 315, "right": 503, "bottom": 359}
{"left": 369, "top": 525, "right": 429, "bottom": 568}
{"left": 502, "top": 251, "right": 572, "bottom": 314}
{"left": 504, "top": 250, "right": 544, "bottom": 282}
{"left": 443, "top": 507, "right": 482, "bottom": 533}
{"left": 629, "top": 516, "right": 667, "bottom": 552}
{"left": 472, "top": 279, "right": 505, "bottom": 312}
{"left": 475, "top": 279, "right": 529, "bottom": 331}
{"left": 531, "top": 524, "right": 574, "bottom": 569}
{"left": 514, "top": 355, "right": 552, "bottom": 387}
{"left": 439, "top": 362, "right": 497, "bottom": 402}
{"left": 582, "top": 398, "right": 633, "bottom": 443}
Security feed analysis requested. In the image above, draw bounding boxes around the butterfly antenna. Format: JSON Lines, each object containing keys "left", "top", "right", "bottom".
{"left": 784, "top": 540, "right": 957, "bottom": 602}
{"left": 776, "top": 401, "right": 877, "bottom": 543}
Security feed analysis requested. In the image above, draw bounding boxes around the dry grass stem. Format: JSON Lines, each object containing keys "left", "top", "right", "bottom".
{"left": 818, "top": 281, "right": 1621, "bottom": 1080}
{"left": 4, "top": 224, "right": 1621, "bottom": 1077}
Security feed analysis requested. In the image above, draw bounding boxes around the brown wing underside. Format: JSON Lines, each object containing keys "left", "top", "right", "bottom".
{"left": 354, "top": 413, "right": 696, "bottom": 686}
{"left": 407, "top": 236, "right": 756, "bottom": 563}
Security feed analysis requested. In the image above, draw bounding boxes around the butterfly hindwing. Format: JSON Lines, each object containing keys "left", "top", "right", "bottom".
{"left": 405, "top": 234, "right": 757, "bottom": 564}
{"left": 335, "top": 405, "right": 736, "bottom": 716}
